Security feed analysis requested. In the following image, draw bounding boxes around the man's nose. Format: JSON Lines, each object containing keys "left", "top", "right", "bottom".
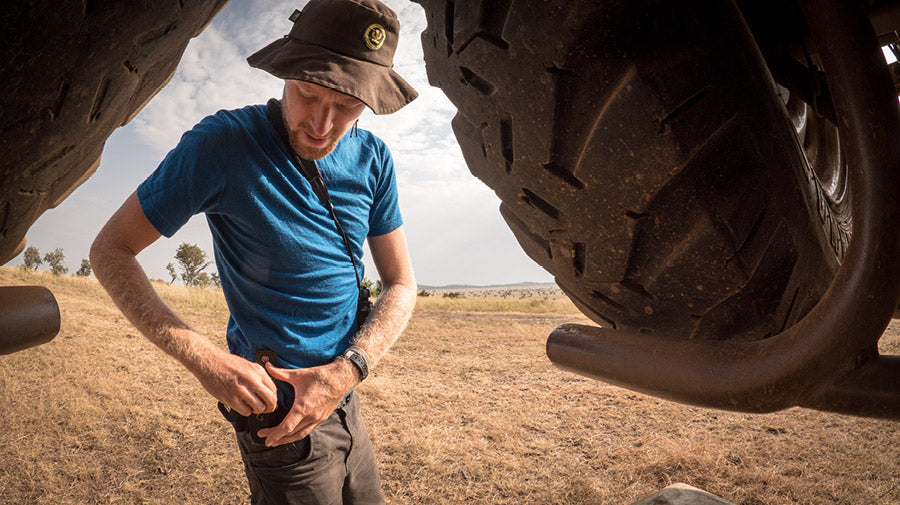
{"left": 308, "top": 104, "right": 334, "bottom": 136}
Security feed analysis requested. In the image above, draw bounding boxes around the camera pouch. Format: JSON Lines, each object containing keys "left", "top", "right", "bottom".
{"left": 357, "top": 285, "right": 373, "bottom": 328}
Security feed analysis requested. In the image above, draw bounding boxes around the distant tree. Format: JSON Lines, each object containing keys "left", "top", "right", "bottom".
{"left": 22, "top": 246, "right": 42, "bottom": 271}
{"left": 173, "top": 243, "right": 210, "bottom": 286}
{"left": 75, "top": 259, "right": 92, "bottom": 277}
{"left": 360, "top": 277, "right": 382, "bottom": 296}
{"left": 373, "top": 280, "right": 383, "bottom": 297}
{"left": 43, "top": 248, "right": 68, "bottom": 276}
{"left": 211, "top": 272, "right": 221, "bottom": 287}
{"left": 417, "top": 289, "right": 431, "bottom": 297}
{"left": 166, "top": 263, "right": 177, "bottom": 284}
{"left": 196, "top": 271, "right": 212, "bottom": 287}
{"left": 443, "top": 291, "right": 463, "bottom": 299}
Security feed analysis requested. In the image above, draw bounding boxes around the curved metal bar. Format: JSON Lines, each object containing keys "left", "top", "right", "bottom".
{"left": 800, "top": 355, "right": 900, "bottom": 418}
{"left": 0, "top": 286, "right": 60, "bottom": 354}
{"left": 547, "top": 0, "right": 900, "bottom": 417}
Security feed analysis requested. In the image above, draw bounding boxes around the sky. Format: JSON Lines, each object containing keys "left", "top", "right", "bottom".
{"left": 10, "top": 0, "right": 553, "bottom": 287}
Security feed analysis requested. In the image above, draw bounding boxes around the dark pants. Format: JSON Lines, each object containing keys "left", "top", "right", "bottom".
{"left": 231, "top": 392, "right": 385, "bottom": 505}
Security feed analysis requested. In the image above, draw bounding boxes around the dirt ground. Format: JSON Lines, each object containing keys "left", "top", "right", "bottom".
{"left": 0, "top": 268, "right": 898, "bottom": 504}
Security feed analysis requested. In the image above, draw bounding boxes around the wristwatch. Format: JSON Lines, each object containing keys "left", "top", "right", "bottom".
{"left": 340, "top": 345, "right": 370, "bottom": 381}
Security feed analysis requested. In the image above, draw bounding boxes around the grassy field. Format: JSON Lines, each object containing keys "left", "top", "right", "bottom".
{"left": 1, "top": 267, "right": 898, "bottom": 504}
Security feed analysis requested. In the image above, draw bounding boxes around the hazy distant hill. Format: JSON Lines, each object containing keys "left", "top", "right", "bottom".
{"left": 417, "top": 281, "right": 557, "bottom": 291}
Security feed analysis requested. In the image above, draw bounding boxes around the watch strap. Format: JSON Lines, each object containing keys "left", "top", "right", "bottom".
{"left": 341, "top": 345, "right": 370, "bottom": 381}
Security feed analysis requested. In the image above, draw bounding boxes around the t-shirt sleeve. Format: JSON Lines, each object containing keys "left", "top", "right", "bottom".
{"left": 136, "top": 114, "right": 229, "bottom": 237}
{"left": 367, "top": 142, "right": 403, "bottom": 237}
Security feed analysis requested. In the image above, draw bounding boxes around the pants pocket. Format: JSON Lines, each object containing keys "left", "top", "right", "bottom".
{"left": 240, "top": 433, "right": 313, "bottom": 470}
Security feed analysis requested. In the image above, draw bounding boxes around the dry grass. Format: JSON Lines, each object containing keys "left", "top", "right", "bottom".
{"left": 414, "top": 294, "right": 577, "bottom": 314}
{"left": 1, "top": 267, "right": 898, "bottom": 504}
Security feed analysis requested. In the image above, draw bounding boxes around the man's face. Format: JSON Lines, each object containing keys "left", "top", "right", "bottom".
{"left": 281, "top": 80, "right": 367, "bottom": 160}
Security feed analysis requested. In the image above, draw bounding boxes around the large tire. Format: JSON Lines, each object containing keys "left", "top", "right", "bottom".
{"left": 414, "top": 0, "right": 843, "bottom": 340}
{"left": 0, "top": 0, "right": 229, "bottom": 264}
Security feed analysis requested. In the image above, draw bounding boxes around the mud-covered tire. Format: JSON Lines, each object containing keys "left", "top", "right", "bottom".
{"left": 0, "top": 0, "right": 228, "bottom": 264}
{"left": 415, "top": 0, "right": 842, "bottom": 340}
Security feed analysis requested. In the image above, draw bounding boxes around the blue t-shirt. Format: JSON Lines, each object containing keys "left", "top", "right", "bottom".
{"left": 137, "top": 104, "right": 403, "bottom": 370}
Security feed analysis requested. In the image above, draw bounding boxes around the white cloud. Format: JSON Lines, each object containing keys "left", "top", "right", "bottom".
{"left": 130, "top": 10, "right": 285, "bottom": 154}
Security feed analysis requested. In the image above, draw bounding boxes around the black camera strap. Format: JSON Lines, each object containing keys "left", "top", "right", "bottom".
{"left": 265, "top": 98, "right": 366, "bottom": 292}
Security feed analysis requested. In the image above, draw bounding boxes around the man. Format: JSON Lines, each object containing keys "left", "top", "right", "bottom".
{"left": 90, "top": 0, "right": 418, "bottom": 503}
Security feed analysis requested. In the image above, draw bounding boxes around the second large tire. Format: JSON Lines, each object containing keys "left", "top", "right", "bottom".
{"left": 415, "top": 0, "right": 841, "bottom": 341}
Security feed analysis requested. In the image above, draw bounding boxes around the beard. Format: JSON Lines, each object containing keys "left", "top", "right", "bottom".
{"left": 286, "top": 125, "right": 342, "bottom": 160}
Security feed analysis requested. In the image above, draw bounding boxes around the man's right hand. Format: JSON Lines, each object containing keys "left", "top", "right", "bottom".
{"left": 192, "top": 345, "right": 279, "bottom": 416}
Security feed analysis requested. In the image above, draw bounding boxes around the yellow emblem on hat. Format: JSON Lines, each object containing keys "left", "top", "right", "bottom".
{"left": 364, "top": 23, "right": 386, "bottom": 50}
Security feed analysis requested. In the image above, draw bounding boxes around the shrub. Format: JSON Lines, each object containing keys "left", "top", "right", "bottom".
{"left": 75, "top": 259, "right": 92, "bottom": 277}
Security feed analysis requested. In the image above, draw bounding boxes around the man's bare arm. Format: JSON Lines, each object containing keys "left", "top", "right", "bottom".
{"left": 259, "top": 225, "right": 416, "bottom": 446}
{"left": 351, "top": 226, "right": 417, "bottom": 367}
{"left": 90, "top": 191, "right": 277, "bottom": 416}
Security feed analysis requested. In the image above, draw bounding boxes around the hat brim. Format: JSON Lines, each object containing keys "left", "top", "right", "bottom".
{"left": 248, "top": 37, "right": 417, "bottom": 115}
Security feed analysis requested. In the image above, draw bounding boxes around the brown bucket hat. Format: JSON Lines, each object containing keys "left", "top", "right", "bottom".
{"left": 247, "top": 0, "right": 418, "bottom": 115}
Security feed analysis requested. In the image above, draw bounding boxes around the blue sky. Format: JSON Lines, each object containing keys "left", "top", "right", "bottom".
{"left": 11, "top": 0, "right": 552, "bottom": 286}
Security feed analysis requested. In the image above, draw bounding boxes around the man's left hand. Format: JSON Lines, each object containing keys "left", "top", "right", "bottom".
{"left": 256, "top": 359, "right": 360, "bottom": 447}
